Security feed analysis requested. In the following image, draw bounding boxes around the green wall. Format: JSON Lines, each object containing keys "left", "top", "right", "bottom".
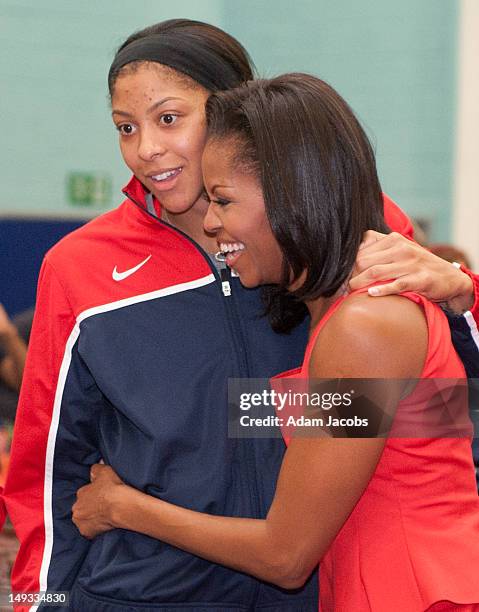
{"left": 0, "top": 0, "right": 223, "bottom": 218}
{"left": 224, "top": 0, "right": 458, "bottom": 240}
{"left": 1, "top": 0, "right": 458, "bottom": 239}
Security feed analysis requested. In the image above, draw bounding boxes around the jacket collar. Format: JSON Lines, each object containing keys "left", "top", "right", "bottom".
{"left": 122, "top": 175, "right": 163, "bottom": 219}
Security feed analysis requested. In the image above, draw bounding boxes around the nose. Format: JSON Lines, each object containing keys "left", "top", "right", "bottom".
{"left": 203, "top": 202, "right": 223, "bottom": 234}
{"left": 138, "top": 125, "right": 167, "bottom": 161}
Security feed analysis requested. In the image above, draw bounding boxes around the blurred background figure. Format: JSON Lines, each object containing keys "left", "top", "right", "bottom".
{"left": 0, "top": 304, "right": 30, "bottom": 395}
{"left": 0, "top": 305, "right": 28, "bottom": 599}
{"left": 0, "top": 303, "right": 33, "bottom": 487}
{"left": 409, "top": 219, "right": 429, "bottom": 247}
{"left": 429, "top": 243, "right": 472, "bottom": 269}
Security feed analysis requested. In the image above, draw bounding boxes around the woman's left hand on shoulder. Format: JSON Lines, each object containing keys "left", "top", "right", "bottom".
{"left": 350, "top": 230, "right": 474, "bottom": 313}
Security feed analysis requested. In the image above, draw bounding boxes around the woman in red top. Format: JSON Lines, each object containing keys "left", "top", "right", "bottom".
{"left": 73, "top": 74, "right": 479, "bottom": 610}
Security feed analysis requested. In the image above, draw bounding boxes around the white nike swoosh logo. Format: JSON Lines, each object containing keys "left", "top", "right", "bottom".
{"left": 112, "top": 255, "right": 152, "bottom": 281}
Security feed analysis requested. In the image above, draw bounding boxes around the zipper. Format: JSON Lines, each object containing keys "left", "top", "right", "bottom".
{"left": 126, "top": 190, "right": 238, "bottom": 307}
{"left": 220, "top": 268, "right": 232, "bottom": 297}
{"left": 126, "top": 190, "right": 262, "bottom": 606}
{"left": 125, "top": 189, "right": 224, "bottom": 279}
{"left": 214, "top": 267, "right": 262, "bottom": 612}
{"left": 125, "top": 193, "right": 256, "bottom": 380}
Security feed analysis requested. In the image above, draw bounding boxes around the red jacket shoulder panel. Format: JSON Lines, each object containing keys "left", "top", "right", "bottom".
{"left": 382, "top": 193, "right": 414, "bottom": 239}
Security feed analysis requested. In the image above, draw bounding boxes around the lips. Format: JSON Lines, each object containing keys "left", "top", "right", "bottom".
{"left": 149, "top": 167, "right": 183, "bottom": 182}
{"left": 147, "top": 167, "right": 183, "bottom": 191}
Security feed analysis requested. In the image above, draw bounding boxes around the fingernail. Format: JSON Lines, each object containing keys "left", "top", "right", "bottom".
{"left": 368, "top": 287, "right": 380, "bottom": 296}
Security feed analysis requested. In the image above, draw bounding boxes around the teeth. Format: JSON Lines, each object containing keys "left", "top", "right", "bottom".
{"left": 152, "top": 169, "right": 180, "bottom": 181}
{"left": 219, "top": 242, "right": 245, "bottom": 253}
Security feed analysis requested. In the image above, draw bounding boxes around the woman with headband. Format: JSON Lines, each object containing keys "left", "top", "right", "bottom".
{"left": 73, "top": 74, "right": 479, "bottom": 612}
{"left": 2, "top": 20, "right": 318, "bottom": 612}
{"left": 3, "top": 19, "right": 478, "bottom": 611}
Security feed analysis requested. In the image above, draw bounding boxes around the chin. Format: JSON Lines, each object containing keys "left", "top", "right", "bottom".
{"left": 236, "top": 272, "right": 263, "bottom": 290}
{"left": 157, "top": 195, "right": 196, "bottom": 215}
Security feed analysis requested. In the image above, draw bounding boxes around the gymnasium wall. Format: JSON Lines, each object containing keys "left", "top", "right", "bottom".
{"left": 0, "top": 0, "right": 461, "bottom": 314}
{"left": 225, "top": 0, "right": 458, "bottom": 242}
{"left": 0, "top": 0, "right": 223, "bottom": 219}
{"left": 1, "top": 0, "right": 223, "bottom": 315}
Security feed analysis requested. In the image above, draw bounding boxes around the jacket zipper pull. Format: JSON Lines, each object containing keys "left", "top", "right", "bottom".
{"left": 220, "top": 267, "right": 232, "bottom": 297}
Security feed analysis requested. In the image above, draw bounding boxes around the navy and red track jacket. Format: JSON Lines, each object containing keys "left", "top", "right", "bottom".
{"left": 1, "top": 177, "right": 478, "bottom": 611}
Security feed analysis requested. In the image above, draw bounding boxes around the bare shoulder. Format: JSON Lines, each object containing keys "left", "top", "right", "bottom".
{"left": 309, "top": 293, "right": 428, "bottom": 379}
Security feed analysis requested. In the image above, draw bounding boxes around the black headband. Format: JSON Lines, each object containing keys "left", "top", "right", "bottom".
{"left": 108, "top": 34, "right": 242, "bottom": 92}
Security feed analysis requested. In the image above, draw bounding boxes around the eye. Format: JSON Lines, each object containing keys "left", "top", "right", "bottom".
{"left": 201, "top": 190, "right": 211, "bottom": 203}
{"left": 159, "top": 114, "right": 178, "bottom": 126}
{"left": 213, "top": 197, "right": 231, "bottom": 207}
{"left": 116, "top": 123, "right": 136, "bottom": 136}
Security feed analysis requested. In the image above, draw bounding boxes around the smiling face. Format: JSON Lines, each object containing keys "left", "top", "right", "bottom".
{"left": 111, "top": 62, "right": 210, "bottom": 215}
{"left": 202, "top": 138, "right": 284, "bottom": 288}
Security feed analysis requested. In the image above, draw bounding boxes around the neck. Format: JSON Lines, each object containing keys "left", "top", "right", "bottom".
{"left": 162, "top": 196, "right": 218, "bottom": 254}
{"left": 305, "top": 286, "right": 347, "bottom": 333}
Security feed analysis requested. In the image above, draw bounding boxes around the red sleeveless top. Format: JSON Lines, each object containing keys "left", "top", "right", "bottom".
{"left": 273, "top": 291, "right": 479, "bottom": 611}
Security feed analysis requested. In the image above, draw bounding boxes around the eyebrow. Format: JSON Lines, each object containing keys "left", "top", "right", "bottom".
{"left": 211, "top": 184, "right": 234, "bottom": 192}
{"left": 112, "top": 96, "right": 185, "bottom": 118}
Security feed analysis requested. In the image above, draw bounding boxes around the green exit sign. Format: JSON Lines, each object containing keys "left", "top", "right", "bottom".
{"left": 67, "top": 172, "right": 112, "bottom": 207}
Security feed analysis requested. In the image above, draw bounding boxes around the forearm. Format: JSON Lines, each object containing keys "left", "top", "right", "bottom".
{"left": 442, "top": 266, "right": 475, "bottom": 314}
{"left": 78, "top": 436, "right": 386, "bottom": 589}
{"left": 113, "top": 486, "right": 306, "bottom": 588}
{"left": 108, "top": 437, "right": 386, "bottom": 590}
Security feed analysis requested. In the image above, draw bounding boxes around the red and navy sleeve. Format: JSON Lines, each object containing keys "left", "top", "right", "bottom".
{"left": 382, "top": 193, "right": 414, "bottom": 239}
{"left": 446, "top": 267, "right": 479, "bottom": 379}
{"left": 2, "top": 257, "right": 104, "bottom": 609}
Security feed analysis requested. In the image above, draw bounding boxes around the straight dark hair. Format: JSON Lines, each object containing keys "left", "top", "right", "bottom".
{"left": 205, "top": 74, "right": 390, "bottom": 332}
